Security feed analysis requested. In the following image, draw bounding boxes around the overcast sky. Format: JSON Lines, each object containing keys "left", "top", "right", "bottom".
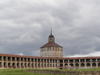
{"left": 0, "top": 0, "right": 100, "bottom": 57}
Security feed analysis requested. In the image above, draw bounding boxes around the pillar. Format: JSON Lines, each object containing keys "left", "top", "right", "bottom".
{"left": 79, "top": 59, "right": 80, "bottom": 69}
{"left": 96, "top": 58, "right": 98, "bottom": 68}
{"left": 85, "top": 59, "right": 86, "bottom": 68}
{"left": 90, "top": 59, "right": 92, "bottom": 68}
{"left": 73, "top": 59, "right": 75, "bottom": 69}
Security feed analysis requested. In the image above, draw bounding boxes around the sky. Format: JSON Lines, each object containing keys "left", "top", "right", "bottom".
{"left": 0, "top": 0, "right": 100, "bottom": 57}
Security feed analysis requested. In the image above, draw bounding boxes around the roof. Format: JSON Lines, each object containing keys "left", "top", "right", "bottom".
{"left": 0, "top": 53, "right": 100, "bottom": 60}
{"left": 63, "top": 56, "right": 100, "bottom": 59}
{"left": 0, "top": 53, "right": 63, "bottom": 60}
{"left": 40, "top": 42, "right": 63, "bottom": 48}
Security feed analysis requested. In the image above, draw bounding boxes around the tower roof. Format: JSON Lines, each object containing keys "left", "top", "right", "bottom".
{"left": 40, "top": 42, "right": 63, "bottom": 48}
{"left": 41, "top": 27, "right": 62, "bottom": 48}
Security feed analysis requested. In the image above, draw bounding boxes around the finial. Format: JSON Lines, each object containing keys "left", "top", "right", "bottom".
{"left": 50, "top": 27, "right": 52, "bottom": 35}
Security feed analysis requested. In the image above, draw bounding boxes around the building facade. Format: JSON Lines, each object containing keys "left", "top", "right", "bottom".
{"left": 0, "top": 30, "right": 100, "bottom": 69}
{"left": 0, "top": 54, "right": 100, "bottom": 69}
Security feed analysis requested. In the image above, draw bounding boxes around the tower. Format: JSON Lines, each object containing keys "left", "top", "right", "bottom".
{"left": 40, "top": 28, "right": 63, "bottom": 58}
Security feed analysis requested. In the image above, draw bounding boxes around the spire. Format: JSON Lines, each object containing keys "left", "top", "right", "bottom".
{"left": 48, "top": 27, "right": 55, "bottom": 42}
{"left": 50, "top": 27, "right": 52, "bottom": 35}
{"left": 49, "top": 27, "right": 54, "bottom": 37}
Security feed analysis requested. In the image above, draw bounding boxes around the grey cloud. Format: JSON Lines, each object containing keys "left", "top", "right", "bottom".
{"left": 0, "top": 0, "right": 100, "bottom": 56}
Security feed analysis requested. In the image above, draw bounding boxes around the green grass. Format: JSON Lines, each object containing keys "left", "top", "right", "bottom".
{"left": 0, "top": 69, "right": 66, "bottom": 75}
{"left": 0, "top": 69, "right": 52, "bottom": 75}
{"left": 0, "top": 67, "right": 100, "bottom": 75}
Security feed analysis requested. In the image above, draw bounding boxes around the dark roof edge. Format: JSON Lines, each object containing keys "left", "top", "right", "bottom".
{"left": 40, "top": 42, "right": 63, "bottom": 48}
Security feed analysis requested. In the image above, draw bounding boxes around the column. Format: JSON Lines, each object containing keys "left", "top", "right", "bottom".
{"left": 96, "top": 58, "right": 98, "bottom": 68}
{"left": 85, "top": 59, "right": 86, "bottom": 68}
{"left": 30, "top": 58, "right": 32, "bottom": 68}
{"left": 43, "top": 59, "right": 44, "bottom": 68}
{"left": 79, "top": 59, "right": 80, "bottom": 69}
{"left": 52, "top": 59, "right": 53, "bottom": 69}
{"left": 49, "top": 59, "right": 50, "bottom": 68}
{"left": 73, "top": 59, "right": 75, "bottom": 68}
{"left": 63, "top": 60, "right": 64, "bottom": 68}
{"left": 19, "top": 62, "right": 21, "bottom": 69}
{"left": 2, "top": 56, "right": 4, "bottom": 61}
{"left": 68, "top": 59, "right": 69, "bottom": 66}
{"left": 46, "top": 59, "right": 47, "bottom": 68}
{"left": 6, "top": 62, "right": 8, "bottom": 69}
{"left": 22, "top": 62, "right": 24, "bottom": 69}
{"left": 6, "top": 57, "right": 8, "bottom": 68}
{"left": 37, "top": 59, "right": 38, "bottom": 68}
{"left": 90, "top": 59, "right": 92, "bottom": 68}
{"left": 33, "top": 58, "right": 35, "bottom": 68}
{"left": 2, "top": 62, "right": 4, "bottom": 69}
{"left": 15, "top": 57, "right": 16, "bottom": 61}
{"left": 19, "top": 57, "right": 21, "bottom": 62}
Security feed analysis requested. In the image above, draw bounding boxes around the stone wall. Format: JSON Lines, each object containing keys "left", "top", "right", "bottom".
{"left": 40, "top": 47, "right": 63, "bottom": 57}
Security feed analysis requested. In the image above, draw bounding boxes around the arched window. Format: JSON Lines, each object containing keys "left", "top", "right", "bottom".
{"left": 60, "top": 64, "right": 63, "bottom": 67}
{"left": 86, "top": 63, "right": 90, "bottom": 66}
{"left": 21, "top": 63, "right": 23, "bottom": 68}
{"left": 70, "top": 64, "right": 73, "bottom": 67}
{"left": 17, "top": 63, "right": 19, "bottom": 67}
{"left": 92, "top": 63, "right": 96, "bottom": 66}
{"left": 4, "top": 62, "right": 6, "bottom": 67}
{"left": 98, "top": 63, "right": 100, "bottom": 67}
{"left": 8, "top": 63, "right": 10, "bottom": 67}
{"left": 81, "top": 63, "right": 85, "bottom": 67}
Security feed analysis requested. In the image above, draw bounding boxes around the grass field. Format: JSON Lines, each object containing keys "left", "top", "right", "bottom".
{"left": 0, "top": 67, "right": 100, "bottom": 75}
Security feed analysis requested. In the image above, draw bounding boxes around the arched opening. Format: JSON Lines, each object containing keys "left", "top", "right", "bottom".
{"left": 0, "top": 62, "right": 2, "bottom": 67}
{"left": 86, "top": 63, "right": 90, "bottom": 67}
{"left": 65, "top": 64, "right": 68, "bottom": 66}
{"left": 28, "top": 63, "right": 30, "bottom": 67}
{"left": 92, "top": 63, "right": 96, "bottom": 67}
{"left": 70, "top": 64, "right": 73, "bottom": 67}
{"left": 47, "top": 64, "right": 49, "bottom": 67}
{"left": 0, "top": 57, "right": 2, "bottom": 61}
{"left": 21, "top": 63, "right": 23, "bottom": 68}
{"left": 4, "top": 62, "right": 6, "bottom": 67}
{"left": 32, "top": 63, "right": 34, "bottom": 67}
{"left": 8, "top": 62, "right": 10, "bottom": 68}
{"left": 38, "top": 63, "right": 40, "bottom": 67}
{"left": 41, "top": 64, "right": 43, "bottom": 67}
{"left": 44, "top": 64, "right": 46, "bottom": 67}
{"left": 98, "top": 63, "right": 100, "bottom": 67}
{"left": 81, "top": 63, "right": 85, "bottom": 67}
{"left": 12, "top": 63, "right": 15, "bottom": 68}
{"left": 17, "top": 63, "right": 20, "bottom": 68}
{"left": 75, "top": 63, "right": 79, "bottom": 67}
{"left": 60, "top": 64, "right": 63, "bottom": 67}
{"left": 25, "top": 63, "right": 27, "bottom": 67}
